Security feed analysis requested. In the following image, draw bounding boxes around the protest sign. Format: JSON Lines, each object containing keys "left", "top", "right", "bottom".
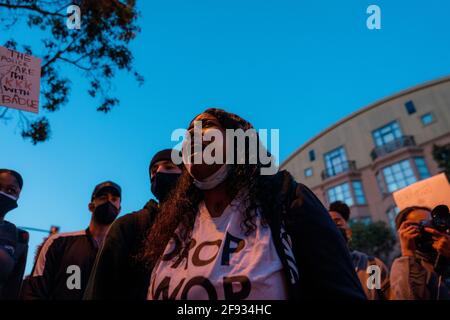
{"left": 0, "top": 46, "right": 41, "bottom": 113}
{"left": 393, "top": 173, "right": 450, "bottom": 211}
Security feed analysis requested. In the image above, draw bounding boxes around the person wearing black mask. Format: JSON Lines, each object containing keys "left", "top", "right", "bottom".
{"left": 84, "top": 149, "right": 182, "bottom": 300}
{"left": 0, "top": 169, "right": 29, "bottom": 300}
{"left": 22, "top": 181, "right": 121, "bottom": 300}
{"left": 150, "top": 149, "right": 183, "bottom": 202}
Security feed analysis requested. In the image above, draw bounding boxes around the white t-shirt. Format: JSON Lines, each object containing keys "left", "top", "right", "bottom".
{"left": 147, "top": 193, "right": 289, "bottom": 300}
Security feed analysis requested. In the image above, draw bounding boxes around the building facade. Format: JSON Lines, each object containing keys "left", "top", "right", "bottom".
{"left": 281, "top": 76, "right": 450, "bottom": 229}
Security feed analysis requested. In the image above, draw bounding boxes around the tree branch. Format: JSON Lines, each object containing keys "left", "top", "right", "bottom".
{"left": 58, "top": 56, "right": 92, "bottom": 71}
{"left": 0, "top": 2, "right": 67, "bottom": 17}
{"left": 0, "top": 107, "right": 8, "bottom": 119}
{"left": 41, "top": 36, "right": 79, "bottom": 71}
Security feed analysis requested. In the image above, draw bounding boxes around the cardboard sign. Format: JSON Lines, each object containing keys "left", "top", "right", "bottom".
{"left": 393, "top": 173, "right": 450, "bottom": 211}
{"left": 0, "top": 46, "right": 41, "bottom": 113}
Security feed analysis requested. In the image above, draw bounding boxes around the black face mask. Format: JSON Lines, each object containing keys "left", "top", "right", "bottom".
{"left": 93, "top": 201, "right": 119, "bottom": 225}
{"left": 151, "top": 172, "right": 180, "bottom": 202}
{"left": 0, "top": 192, "right": 18, "bottom": 218}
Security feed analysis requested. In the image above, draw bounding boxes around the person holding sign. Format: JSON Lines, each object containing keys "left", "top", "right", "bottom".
{"left": 0, "top": 169, "right": 29, "bottom": 300}
{"left": 390, "top": 206, "right": 450, "bottom": 300}
{"left": 142, "top": 108, "right": 365, "bottom": 300}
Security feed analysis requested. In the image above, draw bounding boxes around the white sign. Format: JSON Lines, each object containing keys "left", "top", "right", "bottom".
{"left": 393, "top": 173, "right": 450, "bottom": 211}
{"left": 0, "top": 46, "right": 41, "bottom": 113}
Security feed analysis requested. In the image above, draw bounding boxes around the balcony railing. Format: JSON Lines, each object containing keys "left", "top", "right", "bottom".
{"left": 321, "top": 160, "right": 357, "bottom": 180}
{"left": 370, "top": 135, "right": 416, "bottom": 161}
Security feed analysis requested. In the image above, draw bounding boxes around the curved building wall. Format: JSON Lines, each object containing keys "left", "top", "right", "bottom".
{"left": 281, "top": 76, "right": 450, "bottom": 226}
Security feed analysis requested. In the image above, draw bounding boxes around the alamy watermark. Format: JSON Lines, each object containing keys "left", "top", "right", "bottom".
{"left": 66, "top": 265, "right": 81, "bottom": 290}
{"left": 367, "top": 5, "right": 381, "bottom": 30}
{"left": 170, "top": 121, "right": 279, "bottom": 175}
{"left": 66, "top": 5, "right": 81, "bottom": 30}
{"left": 366, "top": 265, "right": 381, "bottom": 290}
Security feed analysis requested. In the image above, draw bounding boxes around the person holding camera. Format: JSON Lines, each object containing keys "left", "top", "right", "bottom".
{"left": 390, "top": 206, "right": 450, "bottom": 300}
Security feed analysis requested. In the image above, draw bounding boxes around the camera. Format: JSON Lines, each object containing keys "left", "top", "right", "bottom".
{"left": 415, "top": 205, "right": 450, "bottom": 276}
{"left": 416, "top": 205, "right": 450, "bottom": 254}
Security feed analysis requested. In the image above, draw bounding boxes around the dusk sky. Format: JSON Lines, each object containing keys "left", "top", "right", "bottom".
{"left": 2, "top": 0, "right": 450, "bottom": 274}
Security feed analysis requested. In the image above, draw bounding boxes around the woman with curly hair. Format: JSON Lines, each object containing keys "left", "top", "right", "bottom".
{"left": 142, "top": 108, "right": 365, "bottom": 300}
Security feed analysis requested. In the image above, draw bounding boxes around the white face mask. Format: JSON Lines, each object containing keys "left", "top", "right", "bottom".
{"left": 186, "top": 164, "right": 230, "bottom": 190}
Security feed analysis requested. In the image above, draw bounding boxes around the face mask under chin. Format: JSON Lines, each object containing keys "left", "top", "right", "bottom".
{"left": 185, "top": 164, "right": 230, "bottom": 191}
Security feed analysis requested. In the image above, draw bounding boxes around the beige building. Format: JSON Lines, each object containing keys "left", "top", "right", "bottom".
{"left": 281, "top": 76, "right": 450, "bottom": 229}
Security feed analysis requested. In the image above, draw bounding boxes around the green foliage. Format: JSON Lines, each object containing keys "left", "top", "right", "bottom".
{"left": 0, "top": 0, "right": 143, "bottom": 144}
{"left": 349, "top": 221, "right": 396, "bottom": 263}
{"left": 432, "top": 144, "right": 450, "bottom": 180}
{"left": 21, "top": 117, "right": 50, "bottom": 145}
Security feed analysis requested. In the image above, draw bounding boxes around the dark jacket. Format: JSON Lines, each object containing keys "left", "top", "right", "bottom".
{"left": 0, "top": 221, "right": 28, "bottom": 300}
{"left": 84, "top": 200, "right": 159, "bottom": 300}
{"left": 261, "top": 170, "right": 365, "bottom": 299}
{"left": 85, "top": 171, "right": 365, "bottom": 300}
{"left": 21, "top": 228, "right": 99, "bottom": 300}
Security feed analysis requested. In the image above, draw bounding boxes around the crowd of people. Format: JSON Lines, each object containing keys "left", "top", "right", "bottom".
{"left": 1, "top": 108, "right": 449, "bottom": 300}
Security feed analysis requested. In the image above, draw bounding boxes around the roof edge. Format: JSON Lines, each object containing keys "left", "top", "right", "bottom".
{"left": 280, "top": 75, "right": 450, "bottom": 168}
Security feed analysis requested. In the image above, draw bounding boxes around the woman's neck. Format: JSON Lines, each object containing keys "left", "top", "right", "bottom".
{"left": 203, "top": 182, "right": 235, "bottom": 218}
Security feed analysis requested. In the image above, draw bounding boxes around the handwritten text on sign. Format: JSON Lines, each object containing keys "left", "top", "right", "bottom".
{"left": 393, "top": 173, "right": 450, "bottom": 211}
{"left": 0, "top": 46, "right": 41, "bottom": 113}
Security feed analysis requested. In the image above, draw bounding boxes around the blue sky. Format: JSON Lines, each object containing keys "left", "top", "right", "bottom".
{"left": 1, "top": 0, "right": 450, "bottom": 274}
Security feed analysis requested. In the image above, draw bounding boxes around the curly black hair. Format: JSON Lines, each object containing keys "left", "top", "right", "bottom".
{"left": 139, "top": 108, "right": 278, "bottom": 269}
{"left": 329, "top": 201, "right": 350, "bottom": 221}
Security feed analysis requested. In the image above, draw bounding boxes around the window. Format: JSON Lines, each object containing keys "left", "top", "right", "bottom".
{"left": 386, "top": 205, "right": 400, "bottom": 230}
{"left": 309, "top": 150, "right": 316, "bottom": 162}
{"left": 304, "top": 167, "right": 313, "bottom": 178}
{"left": 352, "top": 181, "right": 367, "bottom": 205}
{"left": 327, "top": 182, "right": 354, "bottom": 207}
{"left": 359, "top": 216, "right": 372, "bottom": 225}
{"left": 328, "top": 181, "right": 368, "bottom": 207}
{"left": 372, "top": 121, "right": 403, "bottom": 147}
{"left": 414, "top": 157, "right": 431, "bottom": 179}
{"left": 382, "top": 159, "right": 417, "bottom": 193}
{"left": 324, "top": 146, "right": 348, "bottom": 177}
{"left": 421, "top": 113, "right": 434, "bottom": 126}
{"left": 349, "top": 216, "right": 372, "bottom": 226}
{"left": 405, "top": 101, "right": 416, "bottom": 115}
